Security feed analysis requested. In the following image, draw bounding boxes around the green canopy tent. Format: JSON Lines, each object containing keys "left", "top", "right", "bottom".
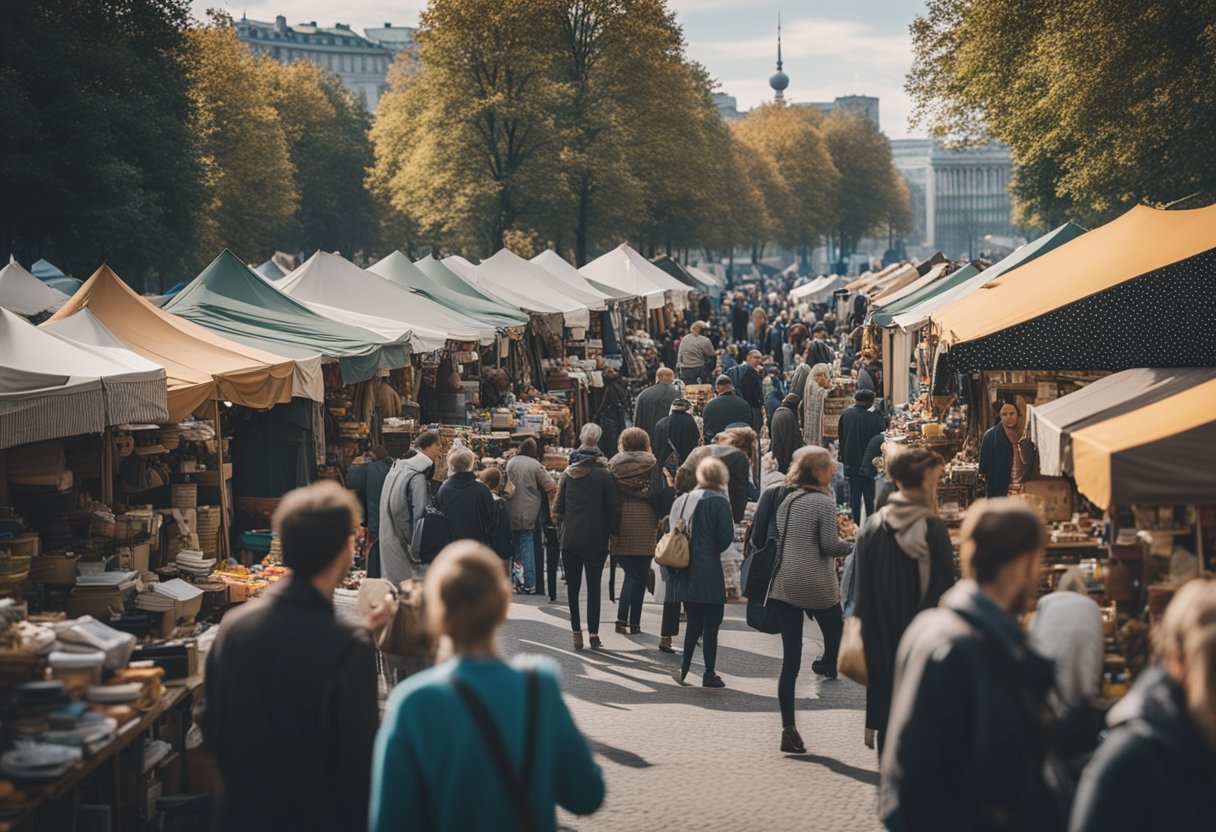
{"left": 164, "top": 250, "right": 409, "bottom": 384}
{"left": 885, "top": 222, "right": 1088, "bottom": 331}
{"left": 370, "top": 252, "right": 528, "bottom": 329}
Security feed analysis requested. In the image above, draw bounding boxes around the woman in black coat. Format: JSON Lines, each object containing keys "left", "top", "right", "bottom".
{"left": 434, "top": 446, "right": 495, "bottom": 545}
{"left": 851, "top": 447, "right": 955, "bottom": 754}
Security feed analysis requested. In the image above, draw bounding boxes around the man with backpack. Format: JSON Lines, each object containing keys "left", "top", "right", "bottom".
{"left": 380, "top": 430, "right": 443, "bottom": 586}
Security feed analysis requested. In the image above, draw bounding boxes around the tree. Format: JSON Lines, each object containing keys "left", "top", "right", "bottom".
{"left": 372, "top": 0, "right": 566, "bottom": 254}
{"left": 0, "top": 0, "right": 203, "bottom": 288}
{"left": 822, "top": 112, "right": 911, "bottom": 259}
{"left": 735, "top": 104, "right": 840, "bottom": 262}
{"left": 263, "top": 60, "right": 380, "bottom": 256}
{"left": 185, "top": 20, "right": 298, "bottom": 264}
{"left": 907, "top": 0, "right": 1216, "bottom": 224}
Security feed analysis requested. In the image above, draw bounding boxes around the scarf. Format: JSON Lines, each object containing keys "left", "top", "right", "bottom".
{"left": 878, "top": 491, "right": 934, "bottom": 602}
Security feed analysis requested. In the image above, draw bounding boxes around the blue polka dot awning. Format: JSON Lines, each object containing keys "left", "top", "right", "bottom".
{"left": 930, "top": 204, "right": 1216, "bottom": 392}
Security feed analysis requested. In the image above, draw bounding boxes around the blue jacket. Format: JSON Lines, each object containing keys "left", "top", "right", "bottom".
{"left": 665, "top": 489, "right": 735, "bottom": 605}
{"left": 978, "top": 424, "right": 1014, "bottom": 498}
{"left": 371, "top": 656, "right": 604, "bottom": 832}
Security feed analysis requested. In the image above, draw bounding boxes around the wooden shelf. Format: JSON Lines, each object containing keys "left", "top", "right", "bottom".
{"left": 189, "top": 463, "right": 232, "bottom": 487}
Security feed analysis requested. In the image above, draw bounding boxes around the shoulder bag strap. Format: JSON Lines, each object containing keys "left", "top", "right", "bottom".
{"left": 451, "top": 669, "right": 538, "bottom": 832}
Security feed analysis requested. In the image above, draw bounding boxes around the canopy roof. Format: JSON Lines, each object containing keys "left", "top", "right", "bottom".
{"left": 868, "top": 263, "right": 924, "bottom": 300}
{"left": 411, "top": 255, "right": 530, "bottom": 325}
{"left": 434, "top": 254, "right": 559, "bottom": 317}
{"left": 888, "top": 222, "right": 1088, "bottom": 331}
{"left": 1070, "top": 375, "right": 1216, "bottom": 509}
{"left": 1028, "top": 367, "right": 1216, "bottom": 478}
{"left": 30, "top": 259, "right": 67, "bottom": 280}
{"left": 790, "top": 275, "right": 841, "bottom": 303}
{"left": 687, "top": 264, "right": 725, "bottom": 288}
{"left": 872, "top": 262, "right": 953, "bottom": 308}
{"left": 47, "top": 265, "right": 298, "bottom": 421}
{"left": 580, "top": 244, "right": 689, "bottom": 310}
{"left": 650, "top": 254, "right": 704, "bottom": 291}
{"left": 368, "top": 252, "right": 527, "bottom": 329}
{"left": 165, "top": 250, "right": 407, "bottom": 385}
{"left": 476, "top": 249, "right": 595, "bottom": 327}
{"left": 0, "top": 261, "right": 70, "bottom": 317}
{"left": 933, "top": 205, "right": 1216, "bottom": 379}
{"left": 531, "top": 250, "right": 626, "bottom": 303}
{"left": 254, "top": 259, "right": 287, "bottom": 281}
{"left": 2, "top": 308, "right": 168, "bottom": 449}
{"left": 279, "top": 251, "right": 493, "bottom": 349}
{"left": 845, "top": 262, "right": 904, "bottom": 292}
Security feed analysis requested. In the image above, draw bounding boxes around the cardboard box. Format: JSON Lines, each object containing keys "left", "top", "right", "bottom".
{"left": 1023, "top": 477, "right": 1073, "bottom": 522}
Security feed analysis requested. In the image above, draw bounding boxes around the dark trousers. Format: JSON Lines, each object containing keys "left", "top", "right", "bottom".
{"left": 661, "top": 601, "right": 682, "bottom": 637}
{"left": 771, "top": 599, "right": 844, "bottom": 726}
{"left": 366, "top": 538, "right": 381, "bottom": 579}
{"left": 682, "top": 602, "right": 725, "bottom": 679}
{"left": 847, "top": 474, "right": 876, "bottom": 523}
{"left": 680, "top": 368, "right": 705, "bottom": 384}
{"left": 537, "top": 526, "right": 560, "bottom": 599}
{"left": 562, "top": 552, "right": 604, "bottom": 634}
{"left": 616, "top": 556, "right": 652, "bottom": 630}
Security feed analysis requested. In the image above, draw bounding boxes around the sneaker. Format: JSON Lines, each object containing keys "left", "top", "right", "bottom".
{"left": 658, "top": 637, "right": 675, "bottom": 654}
{"left": 671, "top": 669, "right": 691, "bottom": 687}
{"left": 702, "top": 674, "right": 726, "bottom": 689}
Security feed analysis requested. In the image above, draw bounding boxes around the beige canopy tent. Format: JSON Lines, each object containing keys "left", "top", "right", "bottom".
{"left": 47, "top": 265, "right": 299, "bottom": 422}
{"left": 1071, "top": 377, "right": 1216, "bottom": 510}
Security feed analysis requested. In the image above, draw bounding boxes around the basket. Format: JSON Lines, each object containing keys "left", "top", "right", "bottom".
{"left": 196, "top": 506, "right": 222, "bottom": 559}
{"left": 171, "top": 483, "right": 198, "bottom": 510}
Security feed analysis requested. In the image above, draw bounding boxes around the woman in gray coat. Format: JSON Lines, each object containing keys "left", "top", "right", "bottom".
{"left": 668, "top": 456, "right": 736, "bottom": 688}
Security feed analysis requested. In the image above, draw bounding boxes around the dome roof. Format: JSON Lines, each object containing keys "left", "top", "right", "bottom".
{"left": 769, "top": 70, "right": 789, "bottom": 92}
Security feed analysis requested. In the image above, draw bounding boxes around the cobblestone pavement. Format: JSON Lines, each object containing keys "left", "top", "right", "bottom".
{"left": 500, "top": 575, "right": 883, "bottom": 832}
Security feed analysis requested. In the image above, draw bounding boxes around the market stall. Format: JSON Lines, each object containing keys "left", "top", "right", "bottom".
{"left": 931, "top": 203, "right": 1216, "bottom": 391}
{"left": 580, "top": 243, "right": 689, "bottom": 311}
{"left": 370, "top": 252, "right": 529, "bottom": 329}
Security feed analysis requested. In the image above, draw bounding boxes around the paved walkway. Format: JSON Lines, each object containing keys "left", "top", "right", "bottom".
{"left": 500, "top": 577, "right": 883, "bottom": 831}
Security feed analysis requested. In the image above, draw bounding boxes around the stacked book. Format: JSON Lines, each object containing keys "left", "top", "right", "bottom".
{"left": 134, "top": 578, "right": 202, "bottom": 613}
{"left": 174, "top": 549, "right": 215, "bottom": 578}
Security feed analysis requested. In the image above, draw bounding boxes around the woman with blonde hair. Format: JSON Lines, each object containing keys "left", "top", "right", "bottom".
{"left": 667, "top": 457, "right": 736, "bottom": 688}
{"left": 767, "top": 446, "right": 854, "bottom": 753}
{"left": 370, "top": 542, "right": 604, "bottom": 831}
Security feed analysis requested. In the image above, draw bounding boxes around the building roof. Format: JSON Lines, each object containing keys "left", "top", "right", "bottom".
{"left": 363, "top": 25, "right": 417, "bottom": 49}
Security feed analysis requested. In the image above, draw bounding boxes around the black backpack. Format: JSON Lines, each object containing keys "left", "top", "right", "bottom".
{"left": 412, "top": 505, "right": 455, "bottom": 564}
{"left": 489, "top": 499, "right": 513, "bottom": 561}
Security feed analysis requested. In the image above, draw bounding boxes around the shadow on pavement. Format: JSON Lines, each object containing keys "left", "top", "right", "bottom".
{"left": 788, "top": 753, "right": 880, "bottom": 786}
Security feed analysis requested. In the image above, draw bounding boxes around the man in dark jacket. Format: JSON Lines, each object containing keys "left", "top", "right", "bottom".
{"left": 731, "top": 350, "right": 765, "bottom": 431}
{"left": 345, "top": 445, "right": 391, "bottom": 577}
{"left": 701, "top": 375, "right": 754, "bottom": 442}
{"left": 434, "top": 445, "right": 496, "bottom": 544}
{"left": 654, "top": 398, "right": 701, "bottom": 474}
{"left": 203, "top": 482, "right": 382, "bottom": 832}
{"left": 1069, "top": 579, "right": 1216, "bottom": 832}
{"left": 880, "top": 499, "right": 1062, "bottom": 832}
{"left": 979, "top": 401, "right": 1023, "bottom": 498}
{"left": 633, "top": 367, "right": 680, "bottom": 448}
{"left": 808, "top": 322, "right": 835, "bottom": 367}
{"left": 838, "top": 388, "right": 888, "bottom": 522}
{"left": 678, "top": 443, "right": 750, "bottom": 523}
{"left": 770, "top": 393, "right": 803, "bottom": 474}
{"left": 554, "top": 424, "right": 622, "bottom": 643}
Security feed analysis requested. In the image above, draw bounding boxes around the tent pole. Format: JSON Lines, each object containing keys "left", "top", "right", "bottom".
{"left": 1197, "top": 516, "right": 1205, "bottom": 576}
{"left": 214, "top": 399, "right": 230, "bottom": 563}
{"left": 101, "top": 428, "right": 114, "bottom": 507}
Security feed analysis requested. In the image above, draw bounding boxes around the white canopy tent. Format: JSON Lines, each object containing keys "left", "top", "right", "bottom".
{"left": 0, "top": 260, "right": 70, "bottom": 317}
{"left": 2, "top": 308, "right": 169, "bottom": 449}
{"left": 530, "top": 250, "right": 622, "bottom": 306}
{"left": 279, "top": 251, "right": 494, "bottom": 349}
{"left": 438, "top": 254, "right": 566, "bottom": 318}
{"left": 580, "top": 244, "right": 689, "bottom": 310}
{"left": 475, "top": 249, "right": 593, "bottom": 329}
{"left": 790, "top": 275, "right": 841, "bottom": 303}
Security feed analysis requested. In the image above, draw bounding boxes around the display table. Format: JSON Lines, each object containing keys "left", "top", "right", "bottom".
{"left": 0, "top": 677, "right": 204, "bottom": 831}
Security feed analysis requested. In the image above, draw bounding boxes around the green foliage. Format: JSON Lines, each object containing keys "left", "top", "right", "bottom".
{"left": 185, "top": 24, "right": 298, "bottom": 265}
{"left": 908, "top": 0, "right": 1216, "bottom": 224}
{"left": 0, "top": 0, "right": 203, "bottom": 288}
{"left": 822, "top": 112, "right": 912, "bottom": 255}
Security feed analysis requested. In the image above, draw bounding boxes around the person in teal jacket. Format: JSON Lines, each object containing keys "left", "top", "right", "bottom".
{"left": 370, "top": 542, "right": 604, "bottom": 832}
{"left": 667, "top": 456, "right": 736, "bottom": 689}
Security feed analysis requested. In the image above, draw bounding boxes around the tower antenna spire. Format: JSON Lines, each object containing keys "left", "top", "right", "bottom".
{"left": 769, "top": 11, "right": 789, "bottom": 104}
{"left": 777, "top": 11, "right": 783, "bottom": 71}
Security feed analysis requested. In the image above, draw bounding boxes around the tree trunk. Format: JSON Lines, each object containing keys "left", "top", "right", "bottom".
{"left": 574, "top": 185, "right": 590, "bottom": 266}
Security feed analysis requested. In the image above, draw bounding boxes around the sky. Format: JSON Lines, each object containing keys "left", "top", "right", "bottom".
{"left": 196, "top": 0, "right": 928, "bottom": 138}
